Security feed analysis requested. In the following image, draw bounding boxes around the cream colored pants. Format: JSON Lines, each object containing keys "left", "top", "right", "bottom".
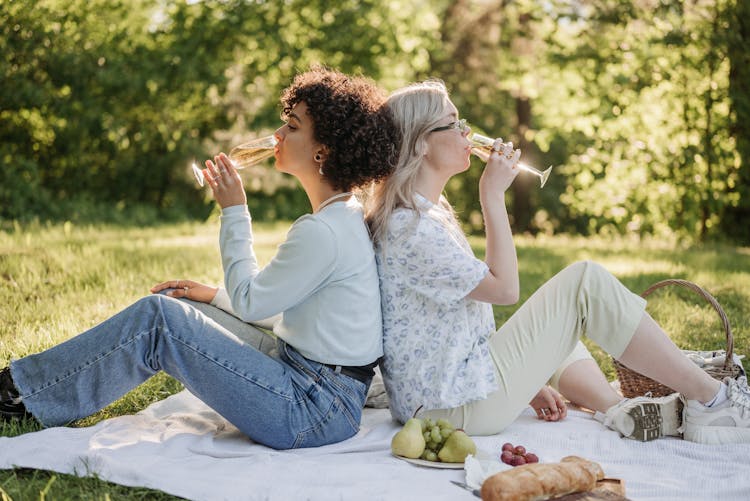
{"left": 422, "top": 261, "right": 646, "bottom": 435}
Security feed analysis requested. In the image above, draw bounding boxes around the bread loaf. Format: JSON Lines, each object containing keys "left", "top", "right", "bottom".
{"left": 481, "top": 456, "right": 604, "bottom": 501}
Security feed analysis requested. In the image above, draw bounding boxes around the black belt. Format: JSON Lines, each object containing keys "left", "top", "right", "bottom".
{"left": 323, "top": 361, "right": 378, "bottom": 385}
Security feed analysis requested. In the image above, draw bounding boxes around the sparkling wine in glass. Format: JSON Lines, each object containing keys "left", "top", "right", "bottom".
{"left": 469, "top": 133, "right": 553, "bottom": 188}
{"left": 191, "top": 135, "right": 277, "bottom": 187}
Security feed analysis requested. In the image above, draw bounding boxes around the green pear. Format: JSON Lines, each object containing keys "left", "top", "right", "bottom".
{"left": 391, "top": 418, "right": 426, "bottom": 459}
{"left": 437, "top": 429, "right": 476, "bottom": 463}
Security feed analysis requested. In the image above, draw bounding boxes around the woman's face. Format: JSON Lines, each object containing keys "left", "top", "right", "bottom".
{"left": 422, "top": 100, "right": 472, "bottom": 177}
{"left": 274, "top": 101, "right": 323, "bottom": 178}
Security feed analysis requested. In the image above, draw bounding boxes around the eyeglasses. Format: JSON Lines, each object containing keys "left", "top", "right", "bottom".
{"left": 429, "top": 118, "right": 468, "bottom": 134}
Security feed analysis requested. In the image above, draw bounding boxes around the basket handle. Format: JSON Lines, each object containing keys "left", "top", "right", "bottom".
{"left": 641, "top": 279, "right": 734, "bottom": 371}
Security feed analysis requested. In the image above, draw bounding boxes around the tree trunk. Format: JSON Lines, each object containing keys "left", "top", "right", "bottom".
{"left": 512, "top": 96, "right": 532, "bottom": 233}
{"left": 724, "top": 0, "right": 750, "bottom": 244}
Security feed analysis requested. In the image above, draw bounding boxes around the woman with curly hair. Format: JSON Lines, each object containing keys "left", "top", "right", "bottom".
{"left": 0, "top": 67, "right": 398, "bottom": 449}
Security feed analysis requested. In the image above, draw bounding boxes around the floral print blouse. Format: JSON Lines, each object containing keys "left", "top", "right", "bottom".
{"left": 375, "top": 195, "right": 498, "bottom": 423}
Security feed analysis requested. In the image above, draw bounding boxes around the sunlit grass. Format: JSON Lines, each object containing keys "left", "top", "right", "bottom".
{"left": 1, "top": 223, "right": 749, "bottom": 499}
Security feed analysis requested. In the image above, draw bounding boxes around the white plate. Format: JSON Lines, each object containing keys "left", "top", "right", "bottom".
{"left": 393, "top": 449, "right": 490, "bottom": 470}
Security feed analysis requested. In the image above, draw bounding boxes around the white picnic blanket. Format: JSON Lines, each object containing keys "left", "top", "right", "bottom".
{"left": 1, "top": 390, "right": 748, "bottom": 500}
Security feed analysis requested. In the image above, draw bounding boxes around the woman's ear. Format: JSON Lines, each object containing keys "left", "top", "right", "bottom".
{"left": 314, "top": 146, "right": 329, "bottom": 163}
{"left": 414, "top": 138, "right": 428, "bottom": 158}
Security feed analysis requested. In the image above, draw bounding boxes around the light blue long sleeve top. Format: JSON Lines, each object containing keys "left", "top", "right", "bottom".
{"left": 211, "top": 200, "right": 383, "bottom": 366}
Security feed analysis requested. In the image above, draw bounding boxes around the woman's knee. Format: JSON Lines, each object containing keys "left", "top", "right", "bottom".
{"left": 565, "top": 260, "right": 595, "bottom": 277}
{"left": 564, "top": 260, "right": 614, "bottom": 286}
{"left": 132, "top": 294, "right": 194, "bottom": 327}
{"left": 134, "top": 293, "right": 175, "bottom": 312}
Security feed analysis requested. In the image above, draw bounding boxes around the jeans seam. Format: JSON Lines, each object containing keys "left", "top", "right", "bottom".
{"left": 321, "top": 372, "right": 366, "bottom": 429}
{"left": 22, "top": 329, "right": 156, "bottom": 398}
{"left": 336, "top": 396, "right": 361, "bottom": 431}
{"left": 323, "top": 368, "right": 365, "bottom": 400}
{"left": 292, "top": 397, "right": 359, "bottom": 448}
{"left": 168, "top": 330, "right": 298, "bottom": 402}
{"left": 281, "top": 343, "right": 321, "bottom": 382}
{"left": 24, "top": 326, "right": 298, "bottom": 403}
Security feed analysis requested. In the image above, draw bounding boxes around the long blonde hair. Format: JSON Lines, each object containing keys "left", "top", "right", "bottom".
{"left": 366, "top": 80, "right": 461, "bottom": 246}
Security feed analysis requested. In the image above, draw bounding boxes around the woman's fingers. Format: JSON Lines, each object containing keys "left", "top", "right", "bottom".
{"left": 217, "top": 153, "right": 234, "bottom": 172}
{"left": 208, "top": 153, "right": 239, "bottom": 188}
{"left": 150, "top": 279, "right": 182, "bottom": 293}
{"left": 150, "top": 279, "right": 189, "bottom": 295}
{"left": 544, "top": 395, "right": 559, "bottom": 421}
{"left": 149, "top": 281, "right": 170, "bottom": 293}
{"left": 510, "top": 148, "right": 521, "bottom": 165}
{"left": 204, "top": 159, "right": 220, "bottom": 188}
{"left": 554, "top": 392, "right": 568, "bottom": 419}
{"left": 544, "top": 390, "right": 567, "bottom": 421}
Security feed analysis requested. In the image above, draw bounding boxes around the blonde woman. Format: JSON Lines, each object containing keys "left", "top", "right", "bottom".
{"left": 366, "top": 79, "right": 750, "bottom": 444}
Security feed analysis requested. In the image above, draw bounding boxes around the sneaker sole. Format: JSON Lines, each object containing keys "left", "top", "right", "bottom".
{"left": 625, "top": 394, "right": 683, "bottom": 441}
{"left": 0, "top": 403, "right": 32, "bottom": 422}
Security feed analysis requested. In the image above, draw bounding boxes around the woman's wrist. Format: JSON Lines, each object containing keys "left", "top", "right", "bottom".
{"left": 220, "top": 204, "right": 249, "bottom": 215}
{"left": 479, "top": 189, "right": 509, "bottom": 212}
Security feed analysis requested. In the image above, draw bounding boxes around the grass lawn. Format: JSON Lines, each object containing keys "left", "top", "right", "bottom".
{"left": 1, "top": 221, "right": 749, "bottom": 500}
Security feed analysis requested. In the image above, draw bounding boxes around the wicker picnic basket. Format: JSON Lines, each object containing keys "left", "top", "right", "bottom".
{"left": 613, "top": 279, "right": 742, "bottom": 398}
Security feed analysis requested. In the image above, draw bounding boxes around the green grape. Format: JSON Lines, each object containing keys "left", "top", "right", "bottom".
{"left": 427, "top": 440, "right": 439, "bottom": 451}
{"left": 420, "top": 419, "right": 428, "bottom": 432}
{"left": 423, "top": 431, "right": 431, "bottom": 443}
{"left": 423, "top": 418, "right": 434, "bottom": 430}
{"left": 420, "top": 450, "right": 431, "bottom": 460}
{"left": 430, "top": 426, "right": 442, "bottom": 443}
{"left": 440, "top": 428, "right": 453, "bottom": 440}
{"left": 436, "top": 419, "right": 452, "bottom": 428}
{"left": 424, "top": 450, "right": 438, "bottom": 462}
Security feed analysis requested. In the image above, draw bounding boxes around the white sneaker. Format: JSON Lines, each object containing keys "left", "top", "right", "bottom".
{"left": 599, "top": 392, "right": 683, "bottom": 441}
{"left": 683, "top": 376, "right": 750, "bottom": 444}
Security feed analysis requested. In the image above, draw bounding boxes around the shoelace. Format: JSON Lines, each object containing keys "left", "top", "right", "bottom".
{"left": 600, "top": 398, "right": 631, "bottom": 427}
{"left": 727, "top": 376, "right": 750, "bottom": 417}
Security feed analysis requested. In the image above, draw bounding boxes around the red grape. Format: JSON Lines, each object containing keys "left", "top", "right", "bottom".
{"left": 500, "top": 450, "right": 514, "bottom": 464}
{"left": 499, "top": 442, "right": 540, "bottom": 467}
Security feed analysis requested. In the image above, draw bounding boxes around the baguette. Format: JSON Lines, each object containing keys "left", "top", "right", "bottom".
{"left": 480, "top": 456, "right": 605, "bottom": 501}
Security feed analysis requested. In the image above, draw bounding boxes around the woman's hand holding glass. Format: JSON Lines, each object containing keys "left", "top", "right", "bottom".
{"left": 204, "top": 152, "right": 247, "bottom": 209}
{"left": 479, "top": 139, "right": 521, "bottom": 196}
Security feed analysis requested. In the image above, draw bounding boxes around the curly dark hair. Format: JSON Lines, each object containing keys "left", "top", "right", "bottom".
{"left": 280, "top": 66, "right": 399, "bottom": 192}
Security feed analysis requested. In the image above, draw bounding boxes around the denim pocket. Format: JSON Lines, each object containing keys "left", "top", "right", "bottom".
{"left": 292, "top": 397, "right": 359, "bottom": 448}
{"left": 279, "top": 342, "right": 366, "bottom": 448}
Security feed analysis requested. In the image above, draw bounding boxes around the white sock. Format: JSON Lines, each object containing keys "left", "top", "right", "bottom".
{"left": 703, "top": 382, "right": 728, "bottom": 408}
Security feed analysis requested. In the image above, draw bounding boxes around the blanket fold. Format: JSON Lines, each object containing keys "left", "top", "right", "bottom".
{"left": 1, "top": 390, "right": 747, "bottom": 501}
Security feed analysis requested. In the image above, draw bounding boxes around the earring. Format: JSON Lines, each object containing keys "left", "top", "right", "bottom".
{"left": 319, "top": 167, "right": 324, "bottom": 175}
{"left": 314, "top": 154, "right": 322, "bottom": 162}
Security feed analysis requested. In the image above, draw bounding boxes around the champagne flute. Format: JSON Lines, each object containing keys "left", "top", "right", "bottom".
{"left": 469, "top": 133, "right": 553, "bottom": 188}
{"left": 191, "top": 135, "right": 277, "bottom": 187}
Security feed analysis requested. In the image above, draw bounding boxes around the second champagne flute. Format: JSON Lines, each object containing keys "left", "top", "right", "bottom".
{"left": 192, "top": 135, "right": 277, "bottom": 187}
{"left": 469, "top": 132, "right": 553, "bottom": 188}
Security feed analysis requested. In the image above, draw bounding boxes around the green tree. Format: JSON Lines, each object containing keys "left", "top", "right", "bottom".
{"left": 0, "top": 0, "right": 426, "bottom": 223}
{"left": 427, "top": 0, "right": 555, "bottom": 235}
{"left": 0, "top": 0, "right": 253, "bottom": 222}
{"left": 540, "top": 0, "right": 740, "bottom": 242}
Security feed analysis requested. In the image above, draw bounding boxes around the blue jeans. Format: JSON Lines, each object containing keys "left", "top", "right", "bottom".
{"left": 10, "top": 294, "right": 370, "bottom": 449}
